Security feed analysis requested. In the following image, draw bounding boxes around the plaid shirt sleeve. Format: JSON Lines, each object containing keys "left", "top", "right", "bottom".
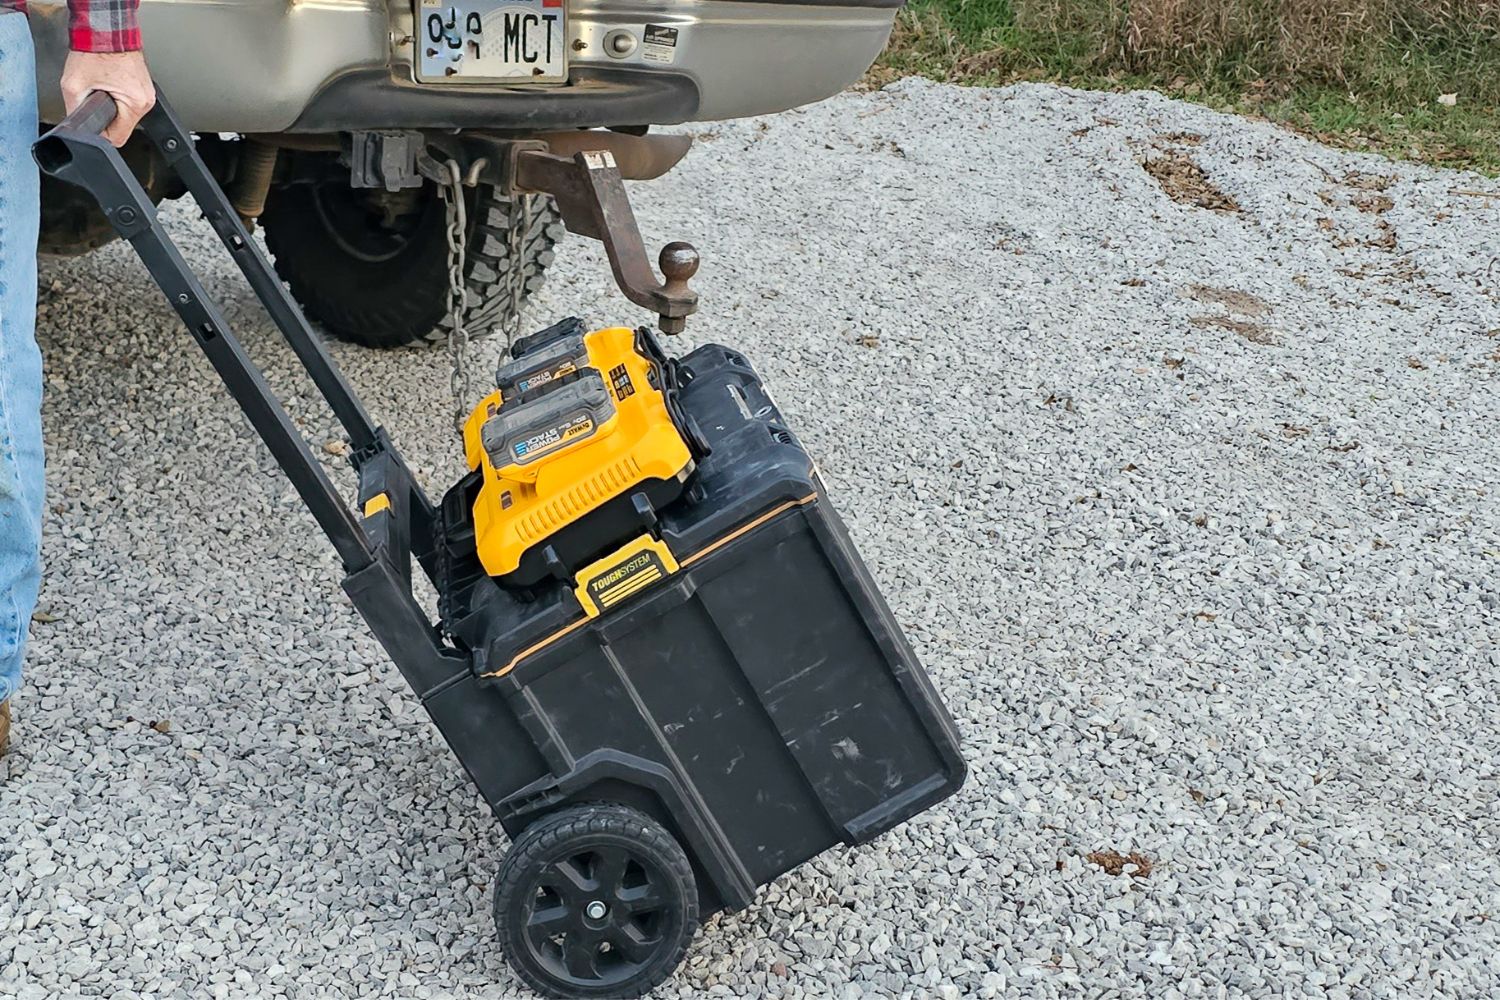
{"left": 67, "top": 0, "right": 143, "bottom": 53}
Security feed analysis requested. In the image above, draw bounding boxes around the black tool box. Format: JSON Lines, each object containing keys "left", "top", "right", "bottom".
{"left": 434, "top": 340, "right": 965, "bottom": 880}
{"left": 36, "top": 93, "right": 965, "bottom": 1000}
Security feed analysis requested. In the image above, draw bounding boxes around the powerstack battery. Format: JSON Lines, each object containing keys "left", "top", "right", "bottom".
{"left": 460, "top": 319, "right": 700, "bottom": 587}
{"left": 433, "top": 341, "right": 965, "bottom": 906}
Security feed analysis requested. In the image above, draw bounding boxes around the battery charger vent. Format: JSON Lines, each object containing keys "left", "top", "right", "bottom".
{"left": 518, "top": 454, "right": 644, "bottom": 542}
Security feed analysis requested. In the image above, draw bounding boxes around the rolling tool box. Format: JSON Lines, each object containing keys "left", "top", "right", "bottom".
{"left": 36, "top": 93, "right": 965, "bottom": 1000}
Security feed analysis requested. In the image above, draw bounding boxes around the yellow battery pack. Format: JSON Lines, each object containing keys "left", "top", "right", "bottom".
{"left": 461, "top": 321, "right": 696, "bottom": 586}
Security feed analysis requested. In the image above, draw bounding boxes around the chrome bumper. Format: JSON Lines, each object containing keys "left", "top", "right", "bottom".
{"left": 29, "top": 0, "right": 897, "bottom": 133}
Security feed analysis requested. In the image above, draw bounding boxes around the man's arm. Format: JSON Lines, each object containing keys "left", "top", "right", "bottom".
{"left": 59, "top": 0, "right": 154, "bottom": 147}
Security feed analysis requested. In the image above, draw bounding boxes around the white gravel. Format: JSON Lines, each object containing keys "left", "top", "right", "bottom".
{"left": 4, "top": 78, "right": 1500, "bottom": 998}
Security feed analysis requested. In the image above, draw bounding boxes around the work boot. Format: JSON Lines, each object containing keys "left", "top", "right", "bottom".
{"left": 0, "top": 699, "right": 9, "bottom": 758}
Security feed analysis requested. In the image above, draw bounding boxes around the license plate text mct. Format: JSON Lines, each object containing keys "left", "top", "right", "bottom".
{"left": 497, "top": 10, "right": 561, "bottom": 65}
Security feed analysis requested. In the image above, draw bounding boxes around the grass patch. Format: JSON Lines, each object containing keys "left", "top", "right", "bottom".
{"left": 871, "top": 0, "right": 1500, "bottom": 174}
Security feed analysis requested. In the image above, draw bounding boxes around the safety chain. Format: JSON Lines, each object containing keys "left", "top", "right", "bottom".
{"left": 442, "top": 161, "right": 536, "bottom": 431}
{"left": 439, "top": 159, "right": 472, "bottom": 433}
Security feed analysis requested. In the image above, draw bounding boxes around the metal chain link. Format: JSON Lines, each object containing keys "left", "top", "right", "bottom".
{"left": 439, "top": 159, "right": 472, "bottom": 433}
{"left": 442, "top": 160, "right": 537, "bottom": 432}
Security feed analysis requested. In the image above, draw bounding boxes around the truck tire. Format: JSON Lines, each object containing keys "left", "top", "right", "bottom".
{"left": 38, "top": 173, "right": 121, "bottom": 257}
{"left": 261, "top": 169, "right": 564, "bottom": 350}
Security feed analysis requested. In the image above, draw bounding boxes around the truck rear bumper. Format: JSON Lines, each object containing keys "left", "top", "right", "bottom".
{"left": 29, "top": 0, "right": 898, "bottom": 133}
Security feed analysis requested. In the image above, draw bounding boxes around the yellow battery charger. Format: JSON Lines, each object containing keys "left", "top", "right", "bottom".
{"left": 460, "top": 319, "right": 697, "bottom": 586}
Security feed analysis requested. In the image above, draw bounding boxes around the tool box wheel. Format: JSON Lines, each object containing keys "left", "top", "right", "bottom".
{"left": 493, "top": 803, "right": 699, "bottom": 999}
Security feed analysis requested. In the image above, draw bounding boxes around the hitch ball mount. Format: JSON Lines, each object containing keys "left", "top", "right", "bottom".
{"left": 349, "top": 129, "right": 699, "bottom": 335}
{"left": 513, "top": 146, "right": 699, "bottom": 336}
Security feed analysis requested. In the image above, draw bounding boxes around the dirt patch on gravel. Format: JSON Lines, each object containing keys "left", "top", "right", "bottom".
{"left": 1087, "top": 850, "right": 1154, "bottom": 878}
{"left": 1192, "top": 314, "right": 1277, "bottom": 345}
{"left": 1369, "top": 220, "right": 1399, "bottom": 250}
{"left": 1353, "top": 192, "right": 1395, "bottom": 214}
{"left": 1344, "top": 171, "right": 1395, "bottom": 192}
{"left": 1142, "top": 151, "right": 1240, "bottom": 212}
{"left": 1188, "top": 284, "right": 1270, "bottom": 316}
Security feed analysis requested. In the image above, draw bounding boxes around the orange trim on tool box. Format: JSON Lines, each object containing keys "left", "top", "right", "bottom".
{"left": 680, "top": 494, "right": 818, "bottom": 567}
{"left": 480, "top": 492, "right": 819, "bottom": 680}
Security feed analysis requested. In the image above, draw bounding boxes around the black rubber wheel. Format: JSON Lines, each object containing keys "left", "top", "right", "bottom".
{"left": 494, "top": 804, "right": 698, "bottom": 999}
{"left": 260, "top": 159, "right": 564, "bottom": 349}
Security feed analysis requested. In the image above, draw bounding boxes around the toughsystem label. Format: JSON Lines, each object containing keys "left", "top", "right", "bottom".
{"left": 586, "top": 550, "right": 666, "bottom": 606}
{"left": 573, "top": 535, "right": 680, "bottom": 617}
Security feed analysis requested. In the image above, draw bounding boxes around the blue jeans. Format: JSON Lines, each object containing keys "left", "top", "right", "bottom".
{"left": 0, "top": 11, "right": 43, "bottom": 705}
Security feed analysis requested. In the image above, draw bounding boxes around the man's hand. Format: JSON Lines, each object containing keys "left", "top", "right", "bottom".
{"left": 61, "top": 51, "right": 155, "bottom": 148}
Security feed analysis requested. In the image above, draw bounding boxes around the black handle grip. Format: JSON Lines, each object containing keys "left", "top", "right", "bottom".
{"left": 33, "top": 91, "right": 120, "bottom": 178}
{"left": 62, "top": 91, "right": 119, "bottom": 139}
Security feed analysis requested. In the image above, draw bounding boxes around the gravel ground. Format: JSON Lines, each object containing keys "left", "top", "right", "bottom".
{"left": 4, "top": 78, "right": 1500, "bottom": 999}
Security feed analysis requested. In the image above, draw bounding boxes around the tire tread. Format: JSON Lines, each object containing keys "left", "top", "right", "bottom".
{"left": 261, "top": 178, "right": 563, "bottom": 350}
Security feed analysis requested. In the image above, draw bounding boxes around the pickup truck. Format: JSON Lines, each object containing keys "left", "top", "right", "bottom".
{"left": 27, "top": 0, "right": 900, "bottom": 346}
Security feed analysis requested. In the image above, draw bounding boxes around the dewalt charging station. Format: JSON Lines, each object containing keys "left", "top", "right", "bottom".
{"left": 36, "top": 94, "right": 965, "bottom": 999}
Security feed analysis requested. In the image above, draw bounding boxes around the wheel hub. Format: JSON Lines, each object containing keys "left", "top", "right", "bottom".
{"left": 518, "top": 844, "right": 672, "bottom": 988}
{"left": 496, "top": 806, "right": 698, "bottom": 997}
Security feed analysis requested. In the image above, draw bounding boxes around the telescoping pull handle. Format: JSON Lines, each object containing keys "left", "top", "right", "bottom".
{"left": 34, "top": 89, "right": 387, "bottom": 574}
{"left": 37, "top": 91, "right": 383, "bottom": 456}
{"left": 35, "top": 90, "right": 119, "bottom": 148}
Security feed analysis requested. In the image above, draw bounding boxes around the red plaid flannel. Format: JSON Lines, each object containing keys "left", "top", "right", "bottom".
{"left": 1, "top": 0, "right": 143, "bottom": 53}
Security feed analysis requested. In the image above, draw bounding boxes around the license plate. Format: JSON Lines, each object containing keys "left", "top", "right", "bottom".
{"left": 416, "top": 0, "right": 567, "bottom": 84}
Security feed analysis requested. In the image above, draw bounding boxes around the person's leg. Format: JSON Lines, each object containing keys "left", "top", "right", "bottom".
{"left": 0, "top": 11, "right": 45, "bottom": 749}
